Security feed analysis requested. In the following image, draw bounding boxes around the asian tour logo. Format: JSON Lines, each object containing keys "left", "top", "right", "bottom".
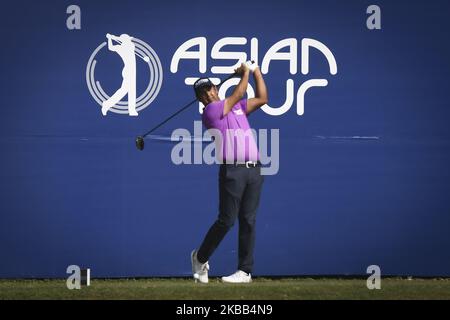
{"left": 171, "top": 37, "right": 338, "bottom": 115}
{"left": 86, "top": 33, "right": 163, "bottom": 116}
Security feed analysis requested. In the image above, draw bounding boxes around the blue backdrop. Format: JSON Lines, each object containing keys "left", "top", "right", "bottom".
{"left": 1, "top": 0, "right": 450, "bottom": 278}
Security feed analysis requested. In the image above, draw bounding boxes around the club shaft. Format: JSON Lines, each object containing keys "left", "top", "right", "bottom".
{"left": 142, "top": 98, "right": 198, "bottom": 137}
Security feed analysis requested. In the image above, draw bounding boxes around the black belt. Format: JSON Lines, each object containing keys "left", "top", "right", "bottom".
{"left": 222, "top": 161, "right": 261, "bottom": 168}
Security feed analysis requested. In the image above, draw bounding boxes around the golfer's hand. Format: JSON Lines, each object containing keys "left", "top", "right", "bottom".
{"left": 106, "top": 33, "right": 112, "bottom": 39}
{"left": 234, "top": 63, "right": 250, "bottom": 77}
{"left": 245, "top": 60, "right": 259, "bottom": 72}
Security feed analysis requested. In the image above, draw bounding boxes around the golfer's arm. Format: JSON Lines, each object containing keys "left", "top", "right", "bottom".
{"left": 224, "top": 70, "right": 250, "bottom": 116}
{"left": 246, "top": 68, "right": 268, "bottom": 114}
{"left": 107, "top": 37, "right": 118, "bottom": 51}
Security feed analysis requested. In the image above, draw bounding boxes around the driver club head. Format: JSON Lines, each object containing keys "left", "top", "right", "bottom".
{"left": 135, "top": 136, "right": 145, "bottom": 151}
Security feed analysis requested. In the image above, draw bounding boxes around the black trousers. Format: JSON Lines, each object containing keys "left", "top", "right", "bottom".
{"left": 197, "top": 164, "right": 264, "bottom": 274}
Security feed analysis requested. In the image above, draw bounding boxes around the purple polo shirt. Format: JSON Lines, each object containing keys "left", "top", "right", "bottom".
{"left": 202, "top": 99, "right": 259, "bottom": 163}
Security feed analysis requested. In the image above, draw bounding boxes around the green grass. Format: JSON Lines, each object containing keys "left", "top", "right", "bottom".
{"left": 1, "top": 278, "right": 449, "bottom": 300}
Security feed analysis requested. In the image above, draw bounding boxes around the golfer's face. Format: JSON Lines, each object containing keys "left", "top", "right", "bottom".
{"left": 199, "top": 85, "right": 218, "bottom": 104}
{"left": 207, "top": 85, "right": 218, "bottom": 98}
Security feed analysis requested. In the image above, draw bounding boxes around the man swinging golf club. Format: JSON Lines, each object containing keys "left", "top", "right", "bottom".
{"left": 191, "top": 61, "right": 268, "bottom": 283}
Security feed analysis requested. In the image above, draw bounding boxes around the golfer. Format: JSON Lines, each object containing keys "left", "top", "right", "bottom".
{"left": 191, "top": 62, "right": 268, "bottom": 283}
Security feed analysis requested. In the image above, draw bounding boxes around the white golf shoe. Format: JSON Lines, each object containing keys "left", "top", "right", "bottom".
{"left": 191, "top": 250, "right": 209, "bottom": 284}
{"left": 221, "top": 270, "right": 252, "bottom": 283}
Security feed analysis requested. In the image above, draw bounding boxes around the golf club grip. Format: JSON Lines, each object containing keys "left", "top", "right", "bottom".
{"left": 141, "top": 72, "right": 238, "bottom": 138}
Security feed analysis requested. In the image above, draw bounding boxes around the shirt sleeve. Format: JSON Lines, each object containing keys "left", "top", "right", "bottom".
{"left": 202, "top": 100, "right": 225, "bottom": 129}
{"left": 240, "top": 98, "right": 248, "bottom": 114}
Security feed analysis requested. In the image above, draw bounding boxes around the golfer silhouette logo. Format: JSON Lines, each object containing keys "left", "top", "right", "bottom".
{"left": 102, "top": 34, "right": 137, "bottom": 116}
{"left": 86, "top": 33, "right": 163, "bottom": 116}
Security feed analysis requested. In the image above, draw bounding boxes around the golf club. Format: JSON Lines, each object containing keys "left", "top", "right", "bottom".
{"left": 135, "top": 61, "right": 255, "bottom": 151}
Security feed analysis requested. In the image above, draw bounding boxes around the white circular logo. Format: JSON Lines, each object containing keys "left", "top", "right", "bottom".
{"left": 86, "top": 35, "right": 163, "bottom": 115}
